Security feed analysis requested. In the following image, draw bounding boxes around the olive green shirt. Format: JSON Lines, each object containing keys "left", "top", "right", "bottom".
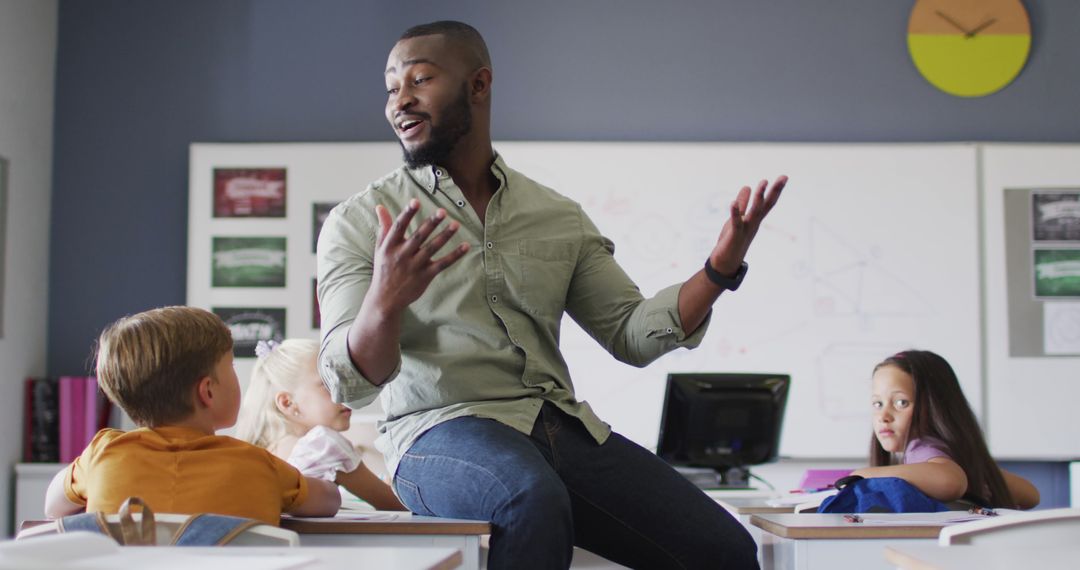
{"left": 316, "top": 153, "right": 710, "bottom": 476}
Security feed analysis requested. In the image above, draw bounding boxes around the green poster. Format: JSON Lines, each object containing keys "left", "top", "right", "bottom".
{"left": 212, "top": 237, "right": 287, "bottom": 287}
{"left": 1034, "top": 249, "right": 1080, "bottom": 297}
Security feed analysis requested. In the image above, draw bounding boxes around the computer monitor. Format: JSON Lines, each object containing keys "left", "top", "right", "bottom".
{"left": 656, "top": 372, "right": 790, "bottom": 489}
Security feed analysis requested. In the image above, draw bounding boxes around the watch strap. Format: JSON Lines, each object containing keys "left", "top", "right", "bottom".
{"left": 703, "top": 259, "right": 748, "bottom": 291}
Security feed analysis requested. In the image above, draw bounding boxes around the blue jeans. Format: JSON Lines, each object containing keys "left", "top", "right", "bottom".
{"left": 393, "top": 403, "right": 758, "bottom": 569}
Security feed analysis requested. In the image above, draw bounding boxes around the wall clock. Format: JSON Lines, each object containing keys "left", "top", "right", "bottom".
{"left": 908, "top": 0, "right": 1031, "bottom": 97}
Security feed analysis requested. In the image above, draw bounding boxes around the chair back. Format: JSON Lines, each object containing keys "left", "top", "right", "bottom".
{"left": 17, "top": 498, "right": 298, "bottom": 547}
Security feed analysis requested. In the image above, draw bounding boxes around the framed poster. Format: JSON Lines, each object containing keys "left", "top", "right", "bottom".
{"left": 312, "top": 202, "right": 339, "bottom": 253}
{"left": 1032, "top": 190, "right": 1080, "bottom": 242}
{"left": 213, "top": 307, "right": 286, "bottom": 358}
{"left": 211, "top": 237, "right": 287, "bottom": 288}
{"left": 1033, "top": 248, "right": 1080, "bottom": 298}
{"left": 213, "top": 168, "right": 287, "bottom": 218}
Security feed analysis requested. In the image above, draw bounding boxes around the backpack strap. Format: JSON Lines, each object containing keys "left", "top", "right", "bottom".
{"left": 117, "top": 497, "right": 156, "bottom": 545}
{"left": 171, "top": 513, "right": 263, "bottom": 546}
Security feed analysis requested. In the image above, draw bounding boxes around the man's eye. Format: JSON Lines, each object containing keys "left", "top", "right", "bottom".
{"left": 414, "top": 76, "right": 428, "bottom": 85}
{"left": 386, "top": 87, "right": 399, "bottom": 95}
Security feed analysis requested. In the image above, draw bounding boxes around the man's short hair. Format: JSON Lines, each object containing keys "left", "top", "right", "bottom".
{"left": 95, "top": 306, "right": 233, "bottom": 427}
{"left": 399, "top": 20, "right": 491, "bottom": 69}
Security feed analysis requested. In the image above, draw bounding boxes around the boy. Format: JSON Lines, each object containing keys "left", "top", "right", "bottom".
{"left": 44, "top": 306, "right": 340, "bottom": 525}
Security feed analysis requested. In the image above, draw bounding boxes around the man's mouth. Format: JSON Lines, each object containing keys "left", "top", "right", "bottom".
{"left": 397, "top": 115, "right": 428, "bottom": 133}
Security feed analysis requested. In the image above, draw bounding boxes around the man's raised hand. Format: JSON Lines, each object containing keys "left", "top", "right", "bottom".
{"left": 709, "top": 176, "right": 786, "bottom": 276}
{"left": 370, "top": 198, "right": 470, "bottom": 312}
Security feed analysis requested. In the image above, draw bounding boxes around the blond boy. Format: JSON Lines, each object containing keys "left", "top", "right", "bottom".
{"left": 44, "top": 306, "right": 340, "bottom": 525}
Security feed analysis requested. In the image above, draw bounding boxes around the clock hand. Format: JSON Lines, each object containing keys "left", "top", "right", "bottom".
{"left": 934, "top": 10, "right": 973, "bottom": 35}
{"left": 965, "top": 17, "right": 998, "bottom": 38}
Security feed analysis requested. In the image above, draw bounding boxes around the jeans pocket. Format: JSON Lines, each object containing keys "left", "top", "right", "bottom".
{"left": 394, "top": 475, "right": 435, "bottom": 516}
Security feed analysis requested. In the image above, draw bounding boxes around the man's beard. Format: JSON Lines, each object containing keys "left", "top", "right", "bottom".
{"left": 401, "top": 83, "right": 472, "bottom": 169}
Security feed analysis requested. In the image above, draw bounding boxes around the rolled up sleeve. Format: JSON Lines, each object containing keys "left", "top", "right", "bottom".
{"left": 316, "top": 198, "right": 400, "bottom": 408}
{"left": 566, "top": 207, "right": 711, "bottom": 367}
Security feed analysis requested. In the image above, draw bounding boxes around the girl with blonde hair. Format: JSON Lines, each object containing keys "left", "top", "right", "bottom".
{"left": 236, "top": 338, "right": 403, "bottom": 510}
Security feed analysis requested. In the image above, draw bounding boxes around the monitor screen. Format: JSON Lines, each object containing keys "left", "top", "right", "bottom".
{"left": 656, "top": 373, "right": 789, "bottom": 475}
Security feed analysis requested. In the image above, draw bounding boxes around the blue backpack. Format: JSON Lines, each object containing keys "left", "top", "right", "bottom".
{"left": 818, "top": 477, "right": 949, "bottom": 513}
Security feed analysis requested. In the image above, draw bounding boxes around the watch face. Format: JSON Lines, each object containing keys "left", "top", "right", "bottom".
{"left": 908, "top": 0, "right": 1030, "bottom": 97}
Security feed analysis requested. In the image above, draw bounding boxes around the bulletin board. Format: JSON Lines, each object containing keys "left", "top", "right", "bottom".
{"left": 981, "top": 144, "right": 1080, "bottom": 459}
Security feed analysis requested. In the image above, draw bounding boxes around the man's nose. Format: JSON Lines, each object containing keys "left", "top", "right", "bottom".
{"left": 390, "top": 85, "right": 417, "bottom": 112}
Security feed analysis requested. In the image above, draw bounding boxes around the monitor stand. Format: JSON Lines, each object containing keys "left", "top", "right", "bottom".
{"left": 674, "top": 465, "right": 752, "bottom": 490}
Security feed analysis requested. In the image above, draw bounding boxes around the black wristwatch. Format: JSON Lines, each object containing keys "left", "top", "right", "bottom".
{"left": 703, "top": 260, "right": 748, "bottom": 291}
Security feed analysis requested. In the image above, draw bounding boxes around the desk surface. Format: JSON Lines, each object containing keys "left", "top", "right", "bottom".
{"left": 280, "top": 514, "right": 490, "bottom": 535}
{"left": 884, "top": 544, "right": 1080, "bottom": 570}
{"left": 714, "top": 497, "right": 794, "bottom": 515}
{"left": 750, "top": 513, "right": 949, "bottom": 539}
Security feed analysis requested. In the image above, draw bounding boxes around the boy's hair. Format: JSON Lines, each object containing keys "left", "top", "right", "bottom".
{"left": 869, "top": 350, "right": 1013, "bottom": 507}
{"left": 95, "top": 306, "right": 233, "bottom": 427}
{"left": 234, "top": 339, "right": 320, "bottom": 449}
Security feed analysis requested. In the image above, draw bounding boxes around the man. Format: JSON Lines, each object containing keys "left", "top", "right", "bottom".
{"left": 317, "top": 20, "right": 786, "bottom": 569}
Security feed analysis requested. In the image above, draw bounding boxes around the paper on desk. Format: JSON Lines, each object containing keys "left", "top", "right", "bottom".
{"left": 852, "top": 512, "right": 994, "bottom": 526}
{"left": 766, "top": 489, "right": 838, "bottom": 507}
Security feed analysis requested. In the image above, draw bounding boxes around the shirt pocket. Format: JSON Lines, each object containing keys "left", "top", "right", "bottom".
{"left": 514, "top": 239, "right": 576, "bottom": 317}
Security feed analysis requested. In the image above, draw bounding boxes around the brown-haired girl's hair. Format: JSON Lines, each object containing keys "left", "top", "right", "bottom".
{"left": 869, "top": 350, "right": 1013, "bottom": 507}
{"left": 95, "top": 306, "right": 233, "bottom": 426}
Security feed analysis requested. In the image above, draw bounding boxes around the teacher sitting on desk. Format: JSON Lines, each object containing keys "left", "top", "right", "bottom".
{"left": 316, "top": 20, "right": 786, "bottom": 570}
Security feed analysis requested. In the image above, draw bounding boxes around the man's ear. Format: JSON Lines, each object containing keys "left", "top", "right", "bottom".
{"left": 274, "top": 392, "right": 295, "bottom": 416}
{"left": 470, "top": 67, "right": 492, "bottom": 103}
{"left": 195, "top": 375, "right": 215, "bottom": 409}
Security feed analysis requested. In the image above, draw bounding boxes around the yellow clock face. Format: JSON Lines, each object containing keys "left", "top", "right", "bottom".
{"left": 908, "top": 0, "right": 1030, "bottom": 97}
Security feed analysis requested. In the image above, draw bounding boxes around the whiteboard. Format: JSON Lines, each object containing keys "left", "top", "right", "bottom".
{"left": 189, "top": 142, "right": 982, "bottom": 458}
{"left": 981, "top": 144, "right": 1080, "bottom": 459}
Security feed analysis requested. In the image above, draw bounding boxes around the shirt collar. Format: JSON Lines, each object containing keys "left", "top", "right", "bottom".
{"left": 405, "top": 152, "right": 510, "bottom": 195}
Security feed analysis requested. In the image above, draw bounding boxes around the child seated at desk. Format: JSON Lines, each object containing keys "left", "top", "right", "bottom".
{"left": 850, "top": 350, "right": 1040, "bottom": 509}
{"left": 43, "top": 307, "right": 341, "bottom": 525}
{"left": 235, "top": 339, "right": 404, "bottom": 511}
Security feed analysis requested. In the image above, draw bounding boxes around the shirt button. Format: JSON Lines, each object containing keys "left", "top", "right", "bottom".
{"left": 435, "top": 169, "right": 443, "bottom": 177}
{"left": 486, "top": 242, "right": 494, "bottom": 249}
{"left": 491, "top": 295, "right": 498, "bottom": 303}
{"left": 666, "top": 327, "right": 674, "bottom": 334}
{"left": 456, "top": 200, "right": 465, "bottom": 207}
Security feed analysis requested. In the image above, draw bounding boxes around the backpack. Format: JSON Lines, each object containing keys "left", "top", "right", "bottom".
{"left": 817, "top": 477, "right": 950, "bottom": 514}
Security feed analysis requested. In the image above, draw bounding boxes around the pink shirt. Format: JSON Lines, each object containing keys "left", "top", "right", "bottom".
{"left": 903, "top": 438, "right": 952, "bottom": 465}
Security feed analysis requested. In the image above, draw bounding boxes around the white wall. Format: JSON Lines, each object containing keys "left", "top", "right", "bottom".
{"left": 0, "top": 0, "right": 57, "bottom": 536}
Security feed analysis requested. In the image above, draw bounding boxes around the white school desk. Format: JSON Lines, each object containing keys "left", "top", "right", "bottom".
{"left": 0, "top": 545, "right": 462, "bottom": 570}
{"left": 280, "top": 514, "right": 490, "bottom": 570}
{"left": 714, "top": 496, "right": 794, "bottom": 568}
{"left": 751, "top": 513, "right": 947, "bottom": 570}
{"left": 883, "top": 544, "right": 1080, "bottom": 570}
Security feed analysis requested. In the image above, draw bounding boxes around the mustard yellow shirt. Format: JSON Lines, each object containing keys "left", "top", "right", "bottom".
{"left": 64, "top": 426, "right": 308, "bottom": 525}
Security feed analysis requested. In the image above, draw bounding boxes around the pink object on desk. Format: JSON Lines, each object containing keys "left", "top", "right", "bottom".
{"left": 797, "top": 469, "right": 853, "bottom": 492}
